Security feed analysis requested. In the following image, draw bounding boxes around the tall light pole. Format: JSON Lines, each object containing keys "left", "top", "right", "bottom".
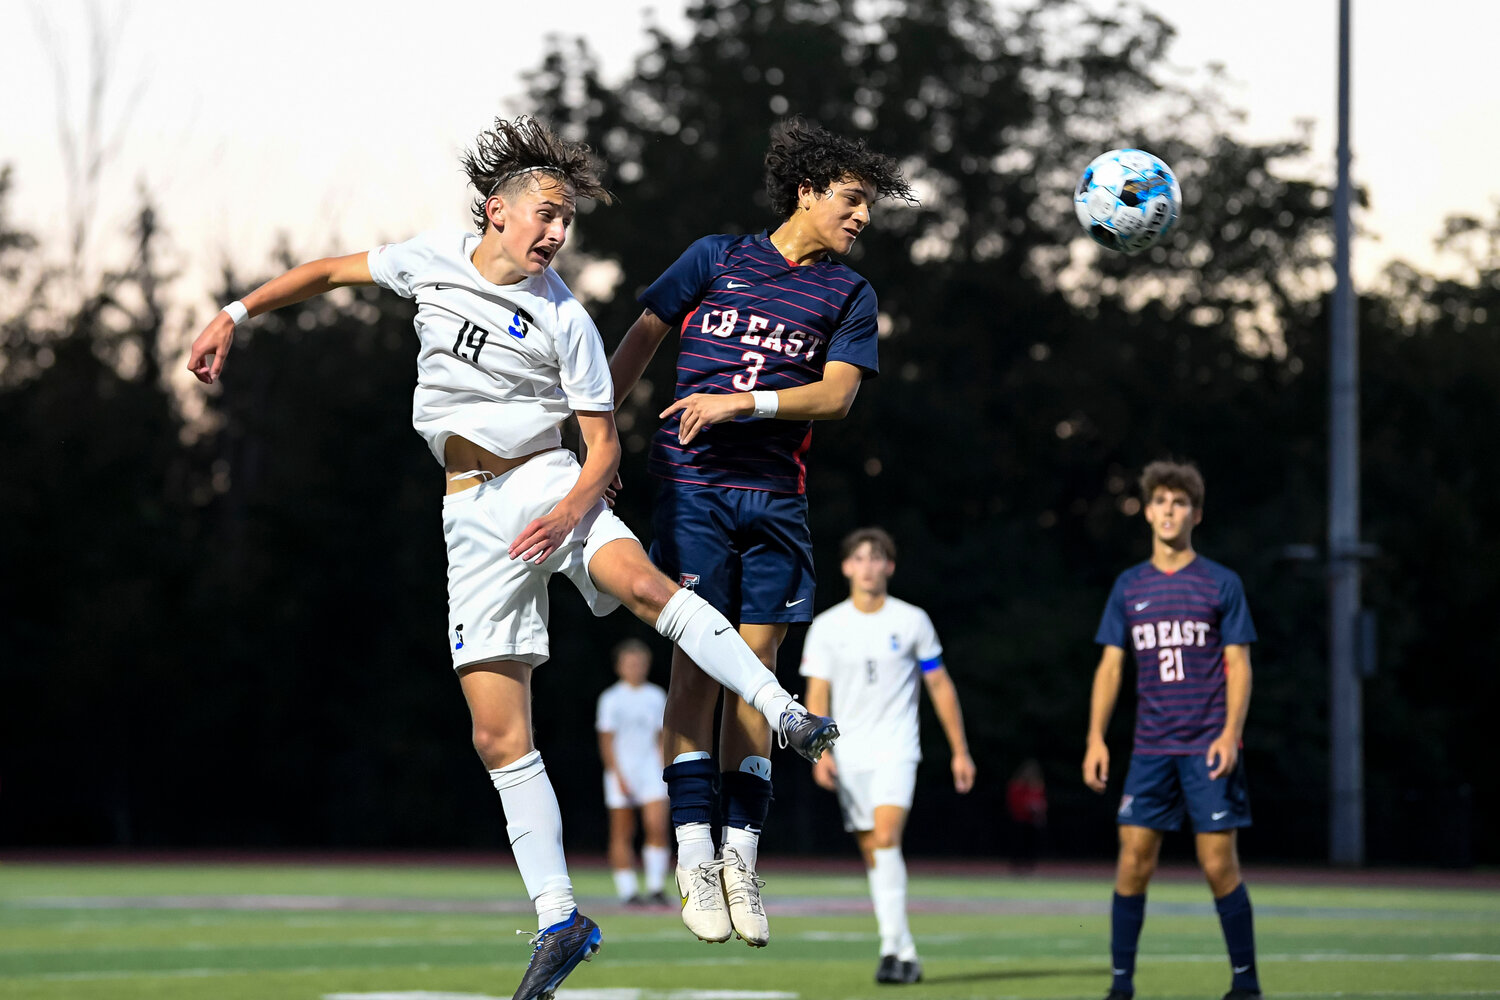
{"left": 1328, "top": 0, "right": 1365, "bottom": 866}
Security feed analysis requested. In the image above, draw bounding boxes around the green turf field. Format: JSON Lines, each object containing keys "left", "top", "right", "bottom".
{"left": 1, "top": 861, "right": 1496, "bottom": 999}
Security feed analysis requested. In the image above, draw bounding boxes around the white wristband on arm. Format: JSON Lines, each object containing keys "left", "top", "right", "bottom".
{"left": 750, "top": 390, "right": 779, "bottom": 419}
{"left": 221, "top": 300, "right": 250, "bottom": 326}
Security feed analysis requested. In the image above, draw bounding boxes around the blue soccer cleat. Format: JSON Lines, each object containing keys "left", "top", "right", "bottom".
{"left": 511, "top": 909, "right": 602, "bottom": 1000}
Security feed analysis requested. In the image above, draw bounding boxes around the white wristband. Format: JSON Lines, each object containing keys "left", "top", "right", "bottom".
{"left": 221, "top": 300, "right": 250, "bottom": 326}
{"left": 750, "top": 390, "right": 779, "bottom": 419}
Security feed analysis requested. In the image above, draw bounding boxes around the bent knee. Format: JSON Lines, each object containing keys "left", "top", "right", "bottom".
{"left": 472, "top": 722, "right": 531, "bottom": 768}
{"left": 623, "top": 570, "right": 677, "bottom": 620}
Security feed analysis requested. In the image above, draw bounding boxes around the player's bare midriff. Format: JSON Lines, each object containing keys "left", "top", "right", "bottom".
{"left": 443, "top": 436, "right": 551, "bottom": 495}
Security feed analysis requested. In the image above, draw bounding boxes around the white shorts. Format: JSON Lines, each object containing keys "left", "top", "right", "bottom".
{"left": 603, "top": 766, "right": 669, "bottom": 810}
{"left": 835, "top": 760, "right": 918, "bottom": 833}
{"left": 442, "top": 448, "right": 637, "bottom": 670}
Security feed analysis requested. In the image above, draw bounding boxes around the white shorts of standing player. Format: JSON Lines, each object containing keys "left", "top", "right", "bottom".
{"left": 604, "top": 767, "right": 669, "bottom": 810}
{"left": 835, "top": 761, "right": 918, "bottom": 833}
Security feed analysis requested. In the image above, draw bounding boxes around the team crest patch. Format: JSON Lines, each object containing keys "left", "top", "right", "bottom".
{"left": 679, "top": 573, "right": 700, "bottom": 589}
{"left": 1118, "top": 794, "right": 1134, "bottom": 817}
{"left": 452, "top": 624, "right": 465, "bottom": 651}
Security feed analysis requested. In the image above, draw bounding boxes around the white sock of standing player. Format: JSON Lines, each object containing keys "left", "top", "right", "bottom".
{"left": 612, "top": 869, "right": 639, "bottom": 901}
{"left": 642, "top": 844, "right": 671, "bottom": 894}
{"left": 870, "top": 846, "right": 916, "bottom": 960}
{"left": 489, "top": 751, "right": 575, "bottom": 929}
{"left": 654, "top": 589, "right": 799, "bottom": 727}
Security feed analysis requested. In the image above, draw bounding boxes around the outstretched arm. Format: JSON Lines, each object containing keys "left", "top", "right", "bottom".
{"left": 185, "top": 252, "right": 375, "bottom": 384}
{"left": 922, "top": 666, "right": 975, "bottom": 793}
{"left": 1083, "top": 645, "right": 1125, "bottom": 793}
{"left": 509, "top": 410, "right": 622, "bottom": 563}
{"left": 663, "top": 360, "right": 864, "bottom": 445}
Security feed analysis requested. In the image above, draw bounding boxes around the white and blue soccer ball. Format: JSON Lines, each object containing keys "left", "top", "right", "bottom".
{"left": 1073, "top": 148, "right": 1181, "bottom": 254}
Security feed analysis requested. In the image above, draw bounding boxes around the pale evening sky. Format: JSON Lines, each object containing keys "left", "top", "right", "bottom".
{"left": 1, "top": 0, "right": 1495, "bottom": 323}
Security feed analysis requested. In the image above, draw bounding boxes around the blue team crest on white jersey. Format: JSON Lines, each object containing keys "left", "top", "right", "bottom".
{"left": 452, "top": 623, "right": 465, "bottom": 651}
{"left": 890, "top": 634, "right": 900, "bottom": 650}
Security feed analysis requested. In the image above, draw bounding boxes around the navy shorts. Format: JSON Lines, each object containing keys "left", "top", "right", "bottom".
{"left": 1116, "top": 752, "right": 1252, "bottom": 833}
{"left": 649, "top": 480, "right": 815, "bottom": 624}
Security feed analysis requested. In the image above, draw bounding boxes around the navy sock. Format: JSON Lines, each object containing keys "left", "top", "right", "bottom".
{"left": 1110, "top": 891, "right": 1147, "bottom": 995}
{"left": 1214, "top": 882, "right": 1259, "bottom": 993}
{"left": 663, "top": 758, "right": 719, "bottom": 827}
{"left": 721, "top": 770, "right": 774, "bottom": 834}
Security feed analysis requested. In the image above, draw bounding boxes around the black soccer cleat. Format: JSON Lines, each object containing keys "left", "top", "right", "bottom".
{"left": 511, "top": 910, "right": 602, "bottom": 1000}
{"left": 876, "top": 955, "right": 922, "bottom": 984}
{"left": 1103, "top": 991, "right": 1134, "bottom": 1000}
{"left": 777, "top": 705, "right": 839, "bottom": 762}
{"left": 1221, "top": 991, "right": 1262, "bottom": 1000}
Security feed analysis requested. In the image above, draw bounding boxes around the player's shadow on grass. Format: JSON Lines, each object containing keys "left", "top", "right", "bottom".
{"left": 922, "top": 967, "right": 1093, "bottom": 986}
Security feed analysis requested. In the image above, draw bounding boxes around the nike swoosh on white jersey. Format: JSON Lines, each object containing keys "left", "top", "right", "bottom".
{"left": 1134, "top": 601, "right": 1151, "bottom": 611}
{"left": 785, "top": 598, "right": 806, "bottom": 607}
{"left": 1212, "top": 810, "right": 1230, "bottom": 820}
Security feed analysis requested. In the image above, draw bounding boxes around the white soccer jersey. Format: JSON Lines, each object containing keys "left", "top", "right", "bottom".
{"left": 800, "top": 596, "right": 943, "bottom": 765}
{"left": 595, "top": 680, "right": 668, "bottom": 775}
{"left": 367, "top": 231, "right": 615, "bottom": 464}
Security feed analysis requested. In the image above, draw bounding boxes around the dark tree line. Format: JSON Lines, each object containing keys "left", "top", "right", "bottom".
{"left": 1, "top": 0, "right": 1493, "bottom": 865}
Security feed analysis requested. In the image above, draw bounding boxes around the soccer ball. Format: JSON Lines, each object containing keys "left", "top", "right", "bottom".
{"left": 1073, "top": 148, "right": 1181, "bottom": 254}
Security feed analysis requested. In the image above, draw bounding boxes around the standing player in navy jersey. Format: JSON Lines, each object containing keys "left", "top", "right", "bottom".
{"left": 610, "top": 117, "right": 914, "bottom": 947}
{"left": 1083, "top": 460, "right": 1262, "bottom": 1000}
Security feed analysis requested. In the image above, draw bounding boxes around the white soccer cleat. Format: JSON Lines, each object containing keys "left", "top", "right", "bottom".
{"left": 675, "top": 859, "right": 732, "bottom": 943}
{"left": 721, "top": 846, "right": 769, "bottom": 948}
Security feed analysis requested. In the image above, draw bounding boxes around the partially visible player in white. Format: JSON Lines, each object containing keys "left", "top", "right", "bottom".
{"left": 596, "top": 639, "right": 672, "bottom": 905}
{"left": 801, "top": 527, "right": 976, "bottom": 986}
{"left": 184, "top": 117, "right": 836, "bottom": 1000}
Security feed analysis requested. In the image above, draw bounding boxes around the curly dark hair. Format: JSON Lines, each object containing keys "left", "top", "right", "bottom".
{"left": 1140, "top": 459, "right": 1206, "bottom": 510}
{"left": 460, "top": 116, "right": 613, "bottom": 233}
{"left": 764, "top": 116, "right": 915, "bottom": 219}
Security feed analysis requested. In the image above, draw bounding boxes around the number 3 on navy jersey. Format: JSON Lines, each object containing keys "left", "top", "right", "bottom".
{"left": 453, "top": 320, "right": 490, "bottom": 363}
{"left": 733, "top": 350, "right": 766, "bottom": 390}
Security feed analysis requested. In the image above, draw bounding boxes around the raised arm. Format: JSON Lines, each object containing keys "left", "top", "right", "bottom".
{"left": 1083, "top": 645, "right": 1125, "bottom": 793}
{"left": 922, "top": 666, "right": 975, "bottom": 793}
{"left": 610, "top": 309, "right": 674, "bottom": 403}
{"left": 185, "top": 252, "right": 375, "bottom": 384}
{"left": 1206, "top": 644, "right": 1252, "bottom": 779}
{"left": 662, "top": 360, "right": 864, "bottom": 445}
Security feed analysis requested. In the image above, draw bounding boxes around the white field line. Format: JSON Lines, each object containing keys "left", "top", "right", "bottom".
{"left": 13, "top": 950, "right": 1500, "bottom": 983}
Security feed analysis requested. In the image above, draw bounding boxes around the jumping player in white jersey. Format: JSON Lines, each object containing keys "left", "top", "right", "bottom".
{"left": 184, "top": 117, "right": 838, "bottom": 1000}
{"left": 596, "top": 639, "right": 672, "bottom": 905}
{"left": 800, "top": 527, "right": 976, "bottom": 985}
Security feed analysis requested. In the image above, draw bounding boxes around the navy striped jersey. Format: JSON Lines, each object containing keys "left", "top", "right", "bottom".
{"left": 638, "top": 232, "right": 880, "bottom": 494}
{"left": 1095, "top": 556, "right": 1257, "bottom": 754}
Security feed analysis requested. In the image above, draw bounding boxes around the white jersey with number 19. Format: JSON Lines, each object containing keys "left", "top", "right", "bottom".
{"left": 799, "top": 596, "right": 943, "bottom": 766}
{"left": 367, "top": 230, "right": 615, "bottom": 464}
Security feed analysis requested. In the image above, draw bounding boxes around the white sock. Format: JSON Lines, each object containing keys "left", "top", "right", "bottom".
{"left": 676, "top": 821, "right": 715, "bottom": 870}
{"left": 612, "top": 868, "right": 639, "bottom": 901}
{"left": 655, "top": 590, "right": 790, "bottom": 725}
{"left": 869, "top": 846, "right": 913, "bottom": 958}
{"left": 488, "top": 750, "right": 575, "bottom": 929}
{"left": 723, "top": 826, "right": 760, "bottom": 872}
{"left": 643, "top": 844, "right": 671, "bottom": 893}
